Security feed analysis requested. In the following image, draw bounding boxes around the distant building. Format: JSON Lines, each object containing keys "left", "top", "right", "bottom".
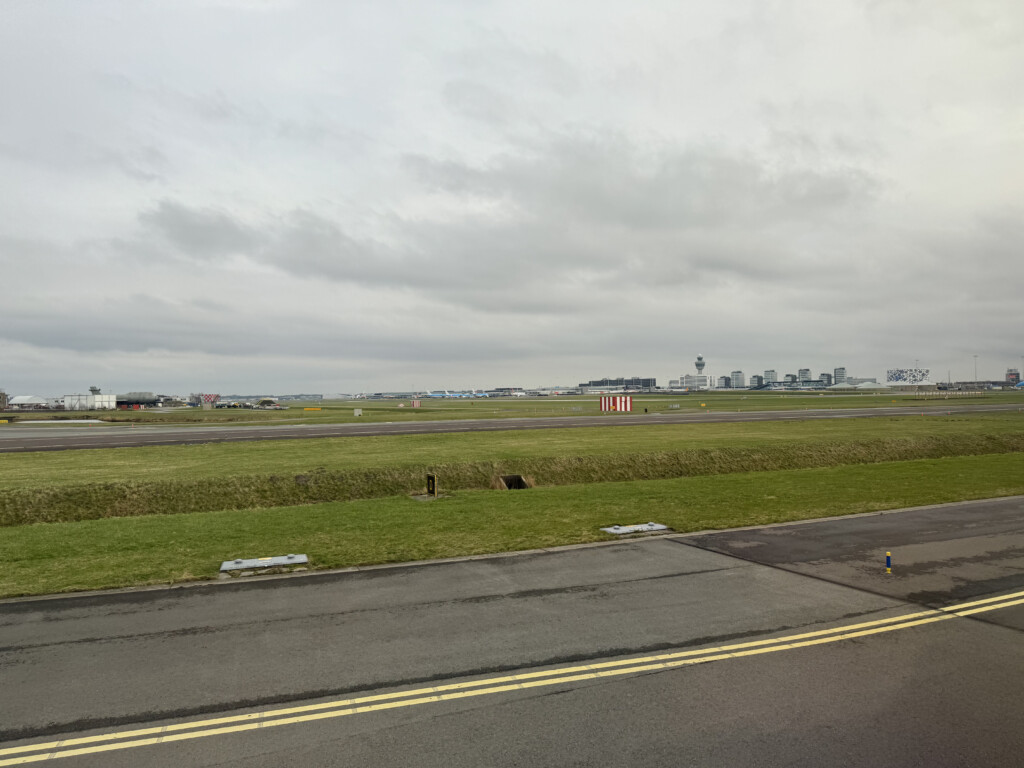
{"left": 749, "top": 375, "right": 764, "bottom": 387}
{"left": 818, "top": 373, "right": 833, "bottom": 387}
{"left": 730, "top": 371, "right": 745, "bottom": 388}
{"left": 717, "top": 376, "right": 731, "bottom": 388}
{"left": 784, "top": 374, "right": 798, "bottom": 384}
{"left": 579, "top": 376, "right": 656, "bottom": 391}
{"left": 1007, "top": 368, "right": 1021, "bottom": 385}
{"left": 887, "top": 368, "right": 930, "bottom": 385}
{"left": 678, "top": 355, "right": 712, "bottom": 390}
{"left": 8, "top": 395, "right": 48, "bottom": 410}
{"left": 668, "top": 379, "right": 680, "bottom": 389}
{"left": 682, "top": 374, "right": 710, "bottom": 389}
{"left": 535, "top": 386, "right": 581, "bottom": 396}
{"left": 834, "top": 367, "right": 847, "bottom": 385}
{"left": 764, "top": 370, "right": 778, "bottom": 384}
{"left": 0, "top": 390, "right": 7, "bottom": 410}
{"left": 848, "top": 377, "right": 878, "bottom": 385}
{"left": 798, "top": 368, "right": 812, "bottom": 383}
{"left": 63, "top": 393, "right": 117, "bottom": 410}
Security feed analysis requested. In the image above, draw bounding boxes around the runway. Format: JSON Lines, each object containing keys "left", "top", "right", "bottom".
{"left": 2, "top": 495, "right": 1023, "bottom": 766}
{"left": 0, "top": 402, "right": 1018, "bottom": 453}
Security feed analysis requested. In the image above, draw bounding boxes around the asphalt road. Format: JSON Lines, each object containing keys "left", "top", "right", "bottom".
{"left": 0, "top": 402, "right": 1019, "bottom": 453}
{"left": 2, "top": 496, "right": 1023, "bottom": 766}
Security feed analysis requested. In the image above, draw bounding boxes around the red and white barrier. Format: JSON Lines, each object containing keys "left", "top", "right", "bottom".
{"left": 600, "top": 396, "right": 632, "bottom": 412}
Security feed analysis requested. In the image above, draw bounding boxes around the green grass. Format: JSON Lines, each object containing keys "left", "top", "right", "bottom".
{"left": 7, "top": 390, "right": 1021, "bottom": 425}
{"left": 3, "top": 452, "right": 1022, "bottom": 598}
{"left": 4, "top": 429, "right": 1024, "bottom": 526}
{"left": 5, "top": 413, "right": 1024, "bottom": 491}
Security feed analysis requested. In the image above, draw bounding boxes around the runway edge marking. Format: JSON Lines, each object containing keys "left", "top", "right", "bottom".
{"left": 3, "top": 588, "right": 1024, "bottom": 764}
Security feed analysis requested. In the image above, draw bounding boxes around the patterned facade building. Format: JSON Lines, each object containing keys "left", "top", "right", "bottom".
{"left": 886, "top": 368, "right": 930, "bottom": 384}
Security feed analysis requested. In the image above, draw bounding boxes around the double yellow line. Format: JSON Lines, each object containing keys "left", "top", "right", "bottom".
{"left": 3, "top": 588, "right": 1024, "bottom": 765}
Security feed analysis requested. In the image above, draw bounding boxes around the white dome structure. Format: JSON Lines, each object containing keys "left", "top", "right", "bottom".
{"left": 9, "top": 395, "right": 46, "bottom": 405}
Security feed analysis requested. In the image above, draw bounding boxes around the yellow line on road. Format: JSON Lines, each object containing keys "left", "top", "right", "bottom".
{"left": 2, "top": 590, "right": 1023, "bottom": 765}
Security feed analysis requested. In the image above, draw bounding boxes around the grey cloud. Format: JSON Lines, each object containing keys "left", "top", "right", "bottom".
{"left": 99, "top": 144, "right": 168, "bottom": 182}
{"left": 140, "top": 200, "right": 257, "bottom": 257}
{"left": 865, "top": 0, "right": 1024, "bottom": 45}
{"left": 173, "top": 88, "right": 251, "bottom": 124}
{"left": 268, "top": 211, "right": 388, "bottom": 280}
{"left": 1, "top": 286, "right": 574, "bottom": 366}
{"left": 0, "top": 133, "right": 167, "bottom": 182}
{"left": 453, "top": 30, "right": 580, "bottom": 99}
{"left": 0, "top": 235, "right": 68, "bottom": 262}
{"left": 917, "top": 211, "right": 1024, "bottom": 304}
{"left": 136, "top": 201, "right": 587, "bottom": 314}
{"left": 188, "top": 297, "right": 232, "bottom": 313}
{"left": 400, "top": 154, "right": 487, "bottom": 194}
{"left": 403, "top": 134, "right": 879, "bottom": 232}
{"left": 442, "top": 80, "right": 512, "bottom": 124}
{"left": 762, "top": 125, "right": 886, "bottom": 165}
{"left": 134, "top": 128, "right": 882, "bottom": 322}
{"left": 275, "top": 117, "right": 369, "bottom": 150}
{"left": 96, "top": 72, "right": 265, "bottom": 127}
{"left": 397, "top": 133, "right": 880, "bottom": 301}
{"left": 139, "top": 203, "right": 403, "bottom": 284}
{"left": 5, "top": 1, "right": 1021, "bottom": 392}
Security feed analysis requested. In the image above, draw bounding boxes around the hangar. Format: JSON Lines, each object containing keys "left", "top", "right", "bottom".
{"left": 7, "top": 395, "right": 48, "bottom": 410}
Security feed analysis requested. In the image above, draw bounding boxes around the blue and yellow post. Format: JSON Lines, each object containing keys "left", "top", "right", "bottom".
{"left": 886, "top": 551, "right": 892, "bottom": 574}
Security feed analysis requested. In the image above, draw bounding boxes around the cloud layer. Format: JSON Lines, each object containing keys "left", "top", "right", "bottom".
{"left": 2, "top": 1, "right": 1022, "bottom": 394}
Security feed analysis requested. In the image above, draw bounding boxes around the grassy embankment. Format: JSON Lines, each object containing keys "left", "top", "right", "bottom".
{"left": 1, "top": 412, "right": 1023, "bottom": 598}
{"left": 3, "top": 414, "right": 1024, "bottom": 525}
{"left": 2, "top": 452, "right": 1023, "bottom": 598}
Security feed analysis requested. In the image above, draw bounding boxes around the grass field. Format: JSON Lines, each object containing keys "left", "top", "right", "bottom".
{"left": 5, "top": 390, "right": 1021, "bottom": 425}
{"left": 5, "top": 412, "right": 1024, "bottom": 491}
{"left": 2, "top": 452, "right": 1022, "bottom": 598}
{"left": 3, "top": 407, "right": 1022, "bottom": 598}
{"left": 4, "top": 414, "right": 1024, "bottom": 527}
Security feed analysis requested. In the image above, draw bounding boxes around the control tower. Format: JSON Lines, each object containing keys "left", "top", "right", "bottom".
{"left": 695, "top": 355, "right": 706, "bottom": 375}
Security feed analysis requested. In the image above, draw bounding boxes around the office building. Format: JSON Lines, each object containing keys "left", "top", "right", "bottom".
{"left": 886, "top": 369, "right": 929, "bottom": 385}
{"left": 579, "top": 377, "right": 656, "bottom": 390}
{"left": 834, "top": 367, "right": 847, "bottom": 385}
{"left": 730, "top": 371, "right": 745, "bottom": 388}
{"left": 717, "top": 376, "right": 731, "bottom": 388}
{"left": 818, "top": 373, "right": 833, "bottom": 386}
{"left": 798, "top": 368, "right": 812, "bottom": 383}
{"left": 749, "top": 375, "right": 764, "bottom": 387}
{"left": 764, "top": 370, "right": 777, "bottom": 383}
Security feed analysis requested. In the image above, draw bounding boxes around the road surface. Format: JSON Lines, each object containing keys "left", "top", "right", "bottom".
{"left": 0, "top": 402, "right": 1018, "bottom": 453}
{"left": 2, "top": 495, "right": 1023, "bottom": 766}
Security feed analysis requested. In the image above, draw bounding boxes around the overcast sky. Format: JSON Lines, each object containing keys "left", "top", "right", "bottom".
{"left": 2, "top": 0, "right": 1022, "bottom": 395}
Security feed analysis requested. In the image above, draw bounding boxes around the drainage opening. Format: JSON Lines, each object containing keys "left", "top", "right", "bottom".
{"left": 499, "top": 474, "right": 530, "bottom": 490}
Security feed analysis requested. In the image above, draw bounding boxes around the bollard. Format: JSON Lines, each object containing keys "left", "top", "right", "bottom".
{"left": 886, "top": 551, "right": 892, "bottom": 574}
